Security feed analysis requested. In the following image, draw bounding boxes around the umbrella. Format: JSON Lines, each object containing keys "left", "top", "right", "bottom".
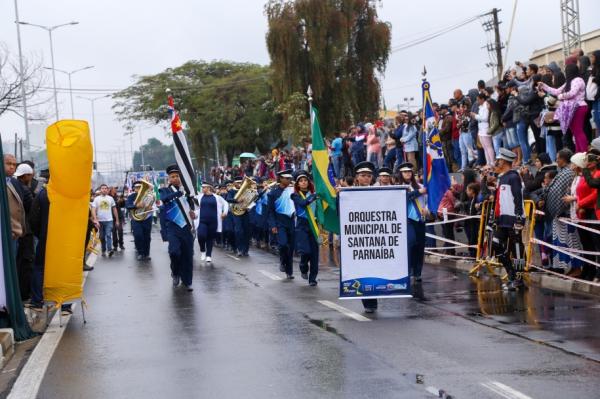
{"left": 239, "top": 152, "right": 257, "bottom": 159}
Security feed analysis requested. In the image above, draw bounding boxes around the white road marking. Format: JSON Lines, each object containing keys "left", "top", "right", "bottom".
{"left": 8, "top": 273, "right": 89, "bottom": 399}
{"left": 226, "top": 254, "right": 240, "bottom": 261}
{"left": 481, "top": 381, "right": 534, "bottom": 399}
{"left": 425, "top": 386, "right": 439, "bottom": 396}
{"left": 317, "top": 300, "right": 371, "bottom": 322}
{"left": 258, "top": 270, "right": 283, "bottom": 281}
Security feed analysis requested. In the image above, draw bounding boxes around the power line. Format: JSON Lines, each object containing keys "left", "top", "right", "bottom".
{"left": 391, "top": 12, "right": 489, "bottom": 53}
{"left": 34, "top": 74, "right": 272, "bottom": 95}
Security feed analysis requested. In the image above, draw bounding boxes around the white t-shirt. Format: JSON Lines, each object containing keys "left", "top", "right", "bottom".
{"left": 92, "top": 195, "right": 116, "bottom": 222}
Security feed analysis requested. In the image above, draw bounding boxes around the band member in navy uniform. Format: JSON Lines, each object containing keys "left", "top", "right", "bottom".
{"left": 159, "top": 164, "right": 196, "bottom": 291}
{"left": 221, "top": 182, "right": 236, "bottom": 252}
{"left": 227, "top": 177, "right": 250, "bottom": 257}
{"left": 397, "top": 162, "right": 428, "bottom": 282}
{"left": 268, "top": 169, "right": 296, "bottom": 279}
{"left": 197, "top": 183, "right": 228, "bottom": 263}
{"left": 375, "top": 167, "right": 393, "bottom": 186}
{"left": 125, "top": 181, "right": 153, "bottom": 261}
{"left": 291, "top": 171, "right": 320, "bottom": 286}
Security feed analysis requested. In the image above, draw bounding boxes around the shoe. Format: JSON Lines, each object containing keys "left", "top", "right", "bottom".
{"left": 83, "top": 265, "right": 94, "bottom": 271}
{"left": 279, "top": 264, "right": 285, "bottom": 272}
{"left": 120, "top": 246, "right": 125, "bottom": 250}
{"left": 364, "top": 308, "right": 376, "bottom": 314}
{"left": 309, "top": 281, "right": 318, "bottom": 286}
{"left": 414, "top": 276, "right": 422, "bottom": 283}
{"left": 594, "top": 277, "right": 600, "bottom": 283}
{"left": 200, "top": 252, "right": 206, "bottom": 261}
{"left": 206, "top": 257, "right": 212, "bottom": 263}
{"left": 286, "top": 274, "right": 295, "bottom": 279}
{"left": 172, "top": 275, "right": 181, "bottom": 287}
{"left": 108, "top": 250, "right": 114, "bottom": 258}
{"left": 301, "top": 272, "right": 308, "bottom": 280}
{"left": 143, "top": 256, "right": 151, "bottom": 261}
{"left": 236, "top": 251, "right": 243, "bottom": 257}
{"left": 102, "top": 252, "right": 107, "bottom": 257}
{"left": 241, "top": 252, "right": 249, "bottom": 257}
{"left": 184, "top": 285, "right": 194, "bottom": 292}
{"left": 136, "top": 254, "right": 143, "bottom": 261}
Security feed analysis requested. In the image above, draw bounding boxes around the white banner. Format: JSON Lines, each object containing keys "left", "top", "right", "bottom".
{"left": 339, "top": 186, "right": 410, "bottom": 299}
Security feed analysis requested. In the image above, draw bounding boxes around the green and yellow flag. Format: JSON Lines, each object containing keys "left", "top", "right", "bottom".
{"left": 299, "top": 191, "right": 319, "bottom": 241}
{"left": 310, "top": 104, "right": 340, "bottom": 234}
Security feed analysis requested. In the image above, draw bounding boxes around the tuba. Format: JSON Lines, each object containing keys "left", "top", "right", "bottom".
{"left": 131, "top": 180, "right": 156, "bottom": 221}
{"left": 231, "top": 176, "right": 258, "bottom": 216}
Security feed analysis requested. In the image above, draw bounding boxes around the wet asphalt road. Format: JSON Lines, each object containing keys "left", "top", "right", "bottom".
{"left": 37, "top": 228, "right": 600, "bottom": 399}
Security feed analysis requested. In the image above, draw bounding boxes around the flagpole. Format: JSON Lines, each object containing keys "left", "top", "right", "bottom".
{"left": 421, "top": 66, "right": 428, "bottom": 187}
{"left": 307, "top": 85, "right": 313, "bottom": 132}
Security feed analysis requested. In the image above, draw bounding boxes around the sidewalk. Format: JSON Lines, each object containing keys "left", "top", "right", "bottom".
{"left": 425, "top": 255, "right": 600, "bottom": 298}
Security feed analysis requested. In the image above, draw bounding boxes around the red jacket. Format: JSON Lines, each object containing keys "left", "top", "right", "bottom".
{"left": 451, "top": 115, "right": 460, "bottom": 140}
{"left": 577, "top": 169, "right": 600, "bottom": 219}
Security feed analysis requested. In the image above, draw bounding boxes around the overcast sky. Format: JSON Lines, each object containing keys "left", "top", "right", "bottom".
{"left": 1, "top": 0, "right": 599, "bottom": 169}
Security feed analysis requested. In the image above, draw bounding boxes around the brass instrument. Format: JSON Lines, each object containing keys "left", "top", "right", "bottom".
{"left": 231, "top": 176, "right": 259, "bottom": 216}
{"left": 131, "top": 180, "right": 156, "bottom": 221}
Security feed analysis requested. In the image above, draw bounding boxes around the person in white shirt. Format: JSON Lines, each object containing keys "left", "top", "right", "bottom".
{"left": 91, "top": 184, "right": 120, "bottom": 257}
{"left": 473, "top": 93, "right": 495, "bottom": 166}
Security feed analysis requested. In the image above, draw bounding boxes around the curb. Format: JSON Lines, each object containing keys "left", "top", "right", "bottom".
{"left": 425, "top": 255, "right": 600, "bottom": 298}
{"left": 0, "top": 329, "right": 15, "bottom": 369}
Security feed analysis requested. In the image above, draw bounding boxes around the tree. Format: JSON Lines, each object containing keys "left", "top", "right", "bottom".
{"left": 265, "top": 0, "right": 391, "bottom": 136}
{"left": 132, "top": 137, "right": 175, "bottom": 171}
{"left": 112, "top": 61, "right": 281, "bottom": 166}
{"left": 0, "top": 44, "right": 45, "bottom": 118}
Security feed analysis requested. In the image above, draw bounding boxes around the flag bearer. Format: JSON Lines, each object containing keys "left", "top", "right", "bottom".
{"left": 159, "top": 165, "right": 196, "bottom": 291}
{"left": 291, "top": 171, "right": 320, "bottom": 286}
{"left": 126, "top": 181, "right": 153, "bottom": 261}
{"left": 268, "top": 169, "right": 296, "bottom": 279}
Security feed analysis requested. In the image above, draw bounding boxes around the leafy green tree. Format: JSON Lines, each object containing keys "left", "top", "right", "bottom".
{"left": 113, "top": 61, "right": 281, "bottom": 166}
{"left": 265, "top": 0, "right": 391, "bottom": 136}
{"left": 132, "top": 137, "right": 175, "bottom": 171}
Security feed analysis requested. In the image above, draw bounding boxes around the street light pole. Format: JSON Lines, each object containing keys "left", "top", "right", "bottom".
{"left": 12, "top": 0, "right": 31, "bottom": 147}
{"left": 45, "top": 66, "right": 94, "bottom": 118}
{"left": 19, "top": 20, "right": 79, "bottom": 121}
{"left": 78, "top": 95, "right": 108, "bottom": 171}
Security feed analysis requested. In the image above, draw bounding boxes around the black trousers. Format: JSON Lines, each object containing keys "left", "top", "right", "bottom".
{"left": 17, "top": 233, "right": 34, "bottom": 300}
{"left": 492, "top": 226, "right": 524, "bottom": 282}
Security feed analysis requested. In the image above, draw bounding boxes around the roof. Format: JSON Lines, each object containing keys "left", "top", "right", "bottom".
{"left": 530, "top": 28, "right": 600, "bottom": 59}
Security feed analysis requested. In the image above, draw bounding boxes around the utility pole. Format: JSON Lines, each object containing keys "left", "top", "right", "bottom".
{"left": 13, "top": 0, "right": 31, "bottom": 148}
{"left": 482, "top": 9, "right": 504, "bottom": 82}
{"left": 492, "top": 8, "right": 504, "bottom": 82}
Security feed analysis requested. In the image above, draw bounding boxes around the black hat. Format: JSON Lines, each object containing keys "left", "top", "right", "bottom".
{"left": 294, "top": 170, "right": 310, "bottom": 182}
{"left": 398, "top": 162, "right": 414, "bottom": 172}
{"left": 133, "top": 180, "right": 143, "bottom": 187}
{"left": 354, "top": 161, "right": 375, "bottom": 175}
{"left": 439, "top": 104, "right": 449, "bottom": 110}
{"left": 377, "top": 167, "right": 392, "bottom": 177}
{"left": 166, "top": 164, "right": 180, "bottom": 175}
{"left": 277, "top": 169, "right": 293, "bottom": 179}
{"left": 234, "top": 176, "right": 244, "bottom": 182}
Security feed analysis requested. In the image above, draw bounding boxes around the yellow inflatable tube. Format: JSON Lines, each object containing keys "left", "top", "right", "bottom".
{"left": 44, "top": 120, "right": 93, "bottom": 305}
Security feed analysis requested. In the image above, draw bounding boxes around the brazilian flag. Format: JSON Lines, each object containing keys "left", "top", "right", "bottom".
{"left": 310, "top": 105, "right": 340, "bottom": 234}
{"left": 0, "top": 138, "right": 35, "bottom": 341}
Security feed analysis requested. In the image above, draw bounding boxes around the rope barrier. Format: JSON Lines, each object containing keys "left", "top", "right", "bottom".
{"left": 426, "top": 214, "right": 480, "bottom": 226}
{"left": 531, "top": 238, "right": 600, "bottom": 269}
{"left": 425, "top": 250, "right": 476, "bottom": 260}
{"left": 558, "top": 218, "right": 600, "bottom": 237}
{"left": 529, "top": 264, "right": 600, "bottom": 287}
{"left": 425, "top": 233, "right": 476, "bottom": 248}
{"left": 425, "top": 245, "right": 469, "bottom": 250}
